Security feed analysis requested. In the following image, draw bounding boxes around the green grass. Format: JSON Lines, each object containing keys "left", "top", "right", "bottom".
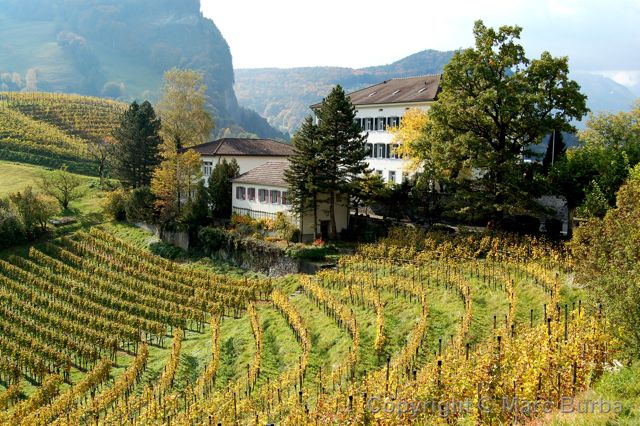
{"left": 173, "top": 327, "right": 214, "bottom": 392}
{"left": 289, "top": 290, "right": 352, "bottom": 389}
{"left": 216, "top": 315, "right": 256, "bottom": 390}
{"left": 0, "top": 161, "right": 109, "bottom": 259}
{"left": 254, "top": 305, "right": 303, "bottom": 388}
{"left": 0, "top": 160, "right": 105, "bottom": 214}
{"left": 547, "top": 361, "right": 640, "bottom": 425}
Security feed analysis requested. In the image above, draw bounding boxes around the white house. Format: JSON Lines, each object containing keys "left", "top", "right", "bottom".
{"left": 231, "top": 162, "right": 349, "bottom": 241}
{"left": 189, "top": 137, "right": 293, "bottom": 183}
{"left": 311, "top": 75, "right": 442, "bottom": 184}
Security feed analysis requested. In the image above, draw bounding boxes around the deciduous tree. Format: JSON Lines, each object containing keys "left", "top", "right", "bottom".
{"left": 37, "top": 166, "right": 84, "bottom": 209}
{"left": 571, "top": 163, "right": 640, "bottom": 357}
{"left": 424, "top": 20, "right": 588, "bottom": 217}
{"left": 156, "top": 68, "right": 215, "bottom": 150}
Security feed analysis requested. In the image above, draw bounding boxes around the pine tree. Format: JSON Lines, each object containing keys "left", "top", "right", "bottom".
{"left": 284, "top": 116, "right": 324, "bottom": 239}
{"left": 316, "top": 85, "right": 368, "bottom": 239}
{"left": 207, "top": 159, "right": 240, "bottom": 219}
{"left": 110, "top": 101, "right": 162, "bottom": 188}
{"left": 542, "top": 130, "right": 566, "bottom": 173}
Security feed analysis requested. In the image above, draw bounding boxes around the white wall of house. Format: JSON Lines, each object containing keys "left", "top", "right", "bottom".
{"left": 231, "top": 182, "right": 349, "bottom": 240}
{"left": 354, "top": 102, "right": 433, "bottom": 184}
{"left": 202, "top": 156, "right": 290, "bottom": 185}
{"left": 232, "top": 182, "right": 292, "bottom": 215}
{"left": 299, "top": 196, "right": 349, "bottom": 241}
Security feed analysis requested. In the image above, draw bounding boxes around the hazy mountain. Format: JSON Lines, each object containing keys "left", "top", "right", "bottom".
{"left": 235, "top": 50, "right": 455, "bottom": 135}
{"left": 572, "top": 72, "right": 638, "bottom": 115}
{"left": 0, "top": 0, "right": 286, "bottom": 140}
{"left": 236, "top": 50, "right": 638, "bottom": 135}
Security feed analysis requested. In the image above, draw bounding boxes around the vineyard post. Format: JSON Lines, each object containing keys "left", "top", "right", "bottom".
{"left": 564, "top": 304, "right": 568, "bottom": 341}
{"left": 385, "top": 356, "right": 390, "bottom": 394}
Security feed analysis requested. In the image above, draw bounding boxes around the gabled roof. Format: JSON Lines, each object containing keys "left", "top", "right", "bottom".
{"left": 310, "top": 74, "right": 442, "bottom": 108}
{"left": 231, "top": 162, "right": 288, "bottom": 187}
{"left": 189, "top": 138, "right": 293, "bottom": 157}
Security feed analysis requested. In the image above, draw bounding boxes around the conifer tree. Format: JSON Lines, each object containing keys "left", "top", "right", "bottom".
{"left": 316, "top": 85, "right": 368, "bottom": 239}
{"left": 207, "top": 159, "right": 240, "bottom": 219}
{"left": 542, "top": 130, "right": 566, "bottom": 173}
{"left": 284, "top": 116, "right": 324, "bottom": 239}
{"left": 111, "top": 101, "right": 162, "bottom": 188}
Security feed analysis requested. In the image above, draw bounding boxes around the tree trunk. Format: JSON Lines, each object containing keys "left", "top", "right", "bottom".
{"left": 329, "top": 190, "right": 337, "bottom": 240}
{"left": 313, "top": 193, "right": 318, "bottom": 239}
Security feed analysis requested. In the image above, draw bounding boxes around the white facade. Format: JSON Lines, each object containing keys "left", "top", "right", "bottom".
{"left": 231, "top": 182, "right": 349, "bottom": 241}
{"left": 355, "top": 101, "right": 433, "bottom": 184}
{"left": 232, "top": 182, "right": 292, "bottom": 216}
{"left": 202, "top": 155, "right": 290, "bottom": 185}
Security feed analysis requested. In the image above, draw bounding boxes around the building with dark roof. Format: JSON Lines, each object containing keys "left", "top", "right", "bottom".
{"left": 311, "top": 75, "right": 442, "bottom": 185}
{"left": 231, "top": 162, "right": 349, "bottom": 241}
{"left": 189, "top": 137, "right": 293, "bottom": 181}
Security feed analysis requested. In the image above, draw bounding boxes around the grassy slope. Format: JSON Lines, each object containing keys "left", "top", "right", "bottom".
{"left": 0, "top": 204, "right": 634, "bottom": 424}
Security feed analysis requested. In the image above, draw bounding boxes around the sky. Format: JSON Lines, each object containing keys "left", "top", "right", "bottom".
{"left": 201, "top": 0, "right": 640, "bottom": 89}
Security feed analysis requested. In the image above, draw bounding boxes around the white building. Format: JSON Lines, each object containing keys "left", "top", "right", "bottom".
{"left": 231, "top": 162, "right": 349, "bottom": 241}
{"left": 190, "top": 137, "right": 293, "bottom": 183}
{"left": 312, "top": 75, "right": 442, "bottom": 184}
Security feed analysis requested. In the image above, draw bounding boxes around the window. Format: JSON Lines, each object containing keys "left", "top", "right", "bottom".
{"left": 375, "top": 170, "right": 382, "bottom": 176}
{"left": 375, "top": 117, "right": 386, "bottom": 131}
{"left": 270, "top": 190, "right": 280, "bottom": 204}
{"left": 365, "top": 143, "right": 373, "bottom": 157}
{"left": 390, "top": 144, "right": 400, "bottom": 159}
{"left": 387, "top": 117, "right": 399, "bottom": 127}
{"left": 375, "top": 144, "right": 386, "bottom": 158}
{"left": 389, "top": 170, "right": 396, "bottom": 183}
{"left": 202, "top": 161, "right": 213, "bottom": 177}
{"left": 247, "top": 188, "right": 256, "bottom": 201}
{"left": 235, "top": 186, "right": 246, "bottom": 200}
{"left": 258, "top": 189, "right": 268, "bottom": 203}
{"left": 362, "top": 118, "right": 374, "bottom": 131}
{"left": 354, "top": 118, "right": 362, "bottom": 129}
{"left": 282, "top": 191, "right": 290, "bottom": 205}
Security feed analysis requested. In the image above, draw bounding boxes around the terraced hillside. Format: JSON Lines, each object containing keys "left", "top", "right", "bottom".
{"left": 0, "top": 226, "right": 616, "bottom": 424}
{"left": 0, "top": 92, "right": 125, "bottom": 175}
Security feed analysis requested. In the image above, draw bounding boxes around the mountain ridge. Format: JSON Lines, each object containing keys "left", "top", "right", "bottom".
{"left": 235, "top": 49, "right": 638, "bottom": 135}
{"left": 0, "top": 0, "right": 287, "bottom": 140}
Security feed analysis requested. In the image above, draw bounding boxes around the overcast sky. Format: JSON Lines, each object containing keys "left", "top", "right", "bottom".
{"left": 201, "top": 0, "right": 640, "bottom": 87}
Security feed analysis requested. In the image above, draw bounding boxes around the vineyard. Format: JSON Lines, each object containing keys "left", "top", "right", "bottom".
{"left": 0, "top": 92, "right": 125, "bottom": 175}
{"left": 0, "top": 227, "right": 616, "bottom": 425}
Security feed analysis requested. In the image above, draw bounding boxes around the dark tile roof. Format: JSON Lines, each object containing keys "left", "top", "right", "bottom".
{"left": 188, "top": 138, "right": 293, "bottom": 157}
{"left": 310, "top": 74, "right": 442, "bottom": 108}
{"left": 231, "top": 162, "right": 289, "bottom": 187}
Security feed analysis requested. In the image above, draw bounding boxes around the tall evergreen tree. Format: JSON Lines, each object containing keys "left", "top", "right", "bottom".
{"left": 284, "top": 116, "right": 324, "bottom": 239}
{"left": 316, "top": 85, "right": 368, "bottom": 239}
{"left": 111, "top": 101, "right": 162, "bottom": 188}
{"left": 207, "top": 159, "right": 240, "bottom": 219}
{"left": 542, "top": 130, "right": 566, "bottom": 173}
